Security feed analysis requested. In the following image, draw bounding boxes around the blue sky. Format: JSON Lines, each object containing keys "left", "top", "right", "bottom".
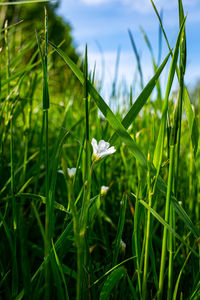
{"left": 57, "top": 0, "right": 200, "bottom": 98}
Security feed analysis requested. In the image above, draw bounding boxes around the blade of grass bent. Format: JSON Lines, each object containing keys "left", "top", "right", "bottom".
{"left": 49, "top": 41, "right": 200, "bottom": 240}
{"left": 49, "top": 41, "right": 170, "bottom": 167}
{"left": 48, "top": 40, "right": 169, "bottom": 134}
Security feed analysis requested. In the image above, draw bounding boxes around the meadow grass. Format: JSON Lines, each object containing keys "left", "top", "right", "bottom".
{"left": 0, "top": 0, "right": 200, "bottom": 299}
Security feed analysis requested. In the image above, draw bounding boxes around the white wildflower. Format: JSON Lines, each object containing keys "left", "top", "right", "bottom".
{"left": 67, "top": 168, "right": 76, "bottom": 178}
{"left": 91, "top": 138, "right": 116, "bottom": 161}
{"left": 101, "top": 185, "right": 109, "bottom": 195}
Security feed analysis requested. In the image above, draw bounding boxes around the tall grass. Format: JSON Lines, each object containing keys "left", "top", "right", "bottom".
{"left": 0, "top": 1, "right": 200, "bottom": 299}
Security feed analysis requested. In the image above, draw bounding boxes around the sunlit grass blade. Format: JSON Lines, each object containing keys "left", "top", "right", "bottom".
{"left": 48, "top": 40, "right": 170, "bottom": 132}
{"left": 183, "top": 87, "right": 199, "bottom": 156}
{"left": 157, "top": 9, "right": 163, "bottom": 66}
{"left": 151, "top": 0, "right": 199, "bottom": 157}
{"left": 142, "top": 152, "right": 152, "bottom": 300}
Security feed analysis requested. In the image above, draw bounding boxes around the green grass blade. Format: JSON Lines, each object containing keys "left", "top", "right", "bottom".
{"left": 51, "top": 240, "right": 70, "bottom": 300}
{"left": 128, "top": 29, "right": 144, "bottom": 89}
{"left": 139, "top": 200, "right": 199, "bottom": 257}
{"left": 35, "top": 31, "right": 49, "bottom": 110}
{"left": 48, "top": 41, "right": 169, "bottom": 168}
{"left": 183, "top": 87, "right": 199, "bottom": 156}
{"left": 49, "top": 40, "right": 170, "bottom": 134}
{"left": 112, "top": 194, "right": 127, "bottom": 267}
{"left": 48, "top": 41, "right": 200, "bottom": 242}
{"left": 178, "top": 0, "right": 187, "bottom": 76}
{"left": 151, "top": 0, "right": 198, "bottom": 157}
{"left": 115, "top": 52, "right": 170, "bottom": 134}
{"left": 153, "top": 17, "right": 186, "bottom": 169}
{"left": 99, "top": 267, "right": 126, "bottom": 300}
{"left": 172, "top": 251, "right": 191, "bottom": 300}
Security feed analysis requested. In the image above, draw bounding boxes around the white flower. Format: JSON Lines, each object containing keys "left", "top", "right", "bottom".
{"left": 101, "top": 185, "right": 109, "bottom": 195}
{"left": 67, "top": 168, "right": 76, "bottom": 178}
{"left": 91, "top": 138, "right": 116, "bottom": 161}
{"left": 120, "top": 239, "right": 126, "bottom": 253}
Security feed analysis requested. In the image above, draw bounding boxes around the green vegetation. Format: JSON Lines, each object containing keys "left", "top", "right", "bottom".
{"left": 0, "top": 0, "right": 200, "bottom": 299}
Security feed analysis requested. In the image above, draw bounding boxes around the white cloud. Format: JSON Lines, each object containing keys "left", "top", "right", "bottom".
{"left": 80, "top": 0, "right": 111, "bottom": 5}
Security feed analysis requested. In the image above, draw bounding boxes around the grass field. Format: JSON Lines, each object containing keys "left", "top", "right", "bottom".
{"left": 0, "top": 0, "right": 200, "bottom": 299}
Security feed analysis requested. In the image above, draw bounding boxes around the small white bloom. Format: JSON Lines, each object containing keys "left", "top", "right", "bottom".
{"left": 91, "top": 138, "right": 116, "bottom": 161}
{"left": 67, "top": 168, "right": 76, "bottom": 178}
{"left": 120, "top": 239, "right": 126, "bottom": 253}
{"left": 101, "top": 185, "right": 109, "bottom": 195}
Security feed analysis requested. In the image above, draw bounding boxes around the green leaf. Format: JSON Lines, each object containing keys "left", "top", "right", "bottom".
{"left": 178, "top": 0, "right": 187, "bottom": 75}
{"left": 99, "top": 267, "right": 126, "bottom": 300}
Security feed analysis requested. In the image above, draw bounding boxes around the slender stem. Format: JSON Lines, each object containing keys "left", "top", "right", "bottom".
{"left": 158, "top": 144, "right": 175, "bottom": 300}
{"left": 167, "top": 204, "right": 174, "bottom": 300}
{"left": 10, "top": 104, "right": 18, "bottom": 297}
{"left": 174, "top": 75, "right": 184, "bottom": 197}
{"left": 76, "top": 45, "right": 90, "bottom": 300}
{"left": 142, "top": 152, "right": 152, "bottom": 300}
{"left": 5, "top": 20, "right": 10, "bottom": 98}
{"left": 189, "top": 140, "right": 194, "bottom": 214}
{"left": 10, "top": 110, "right": 17, "bottom": 227}
{"left": 44, "top": 109, "right": 50, "bottom": 300}
{"left": 34, "top": 113, "right": 45, "bottom": 193}
{"left": 5, "top": 19, "right": 19, "bottom": 297}
{"left": 133, "top": 162, "right": 142, "bottom": 297}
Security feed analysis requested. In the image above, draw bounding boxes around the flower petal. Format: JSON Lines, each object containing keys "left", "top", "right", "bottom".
{"left": 91, "top": 138, "right": 98, "bottom": 156}
{"left": 99, "top": 140, "right": 110, "bottom": 151}
{"left": 105, "top": 146, "right": 116, "bottom": 155}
